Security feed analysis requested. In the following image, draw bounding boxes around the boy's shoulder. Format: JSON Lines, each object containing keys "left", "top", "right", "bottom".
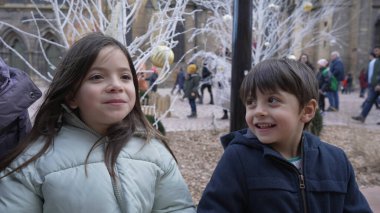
{"left": 220, "top": 128, "right": 262, "bottom": 150}
{"left": 303, "top": 131, "right": 346, "bottom": 157}
{"left": 220, "top": 130, "right": 347, "bottom": 160}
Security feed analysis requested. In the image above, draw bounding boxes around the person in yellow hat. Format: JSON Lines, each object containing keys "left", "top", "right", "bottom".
{"left": 183, "top": 63, "right": 201, "bottom": 118}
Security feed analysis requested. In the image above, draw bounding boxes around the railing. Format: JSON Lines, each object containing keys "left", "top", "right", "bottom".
{"left": 141, "top": 92, "right": 171, "bottom": 118}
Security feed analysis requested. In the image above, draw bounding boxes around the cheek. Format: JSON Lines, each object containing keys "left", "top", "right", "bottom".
{"left": 127, "top": 85, "right": 137, "bottom": 106}
{"left": 75, "top": 88, "right": 98, "bottom": 108}
{"left": 245, "top": 111, "right": 253, "bottom": 125}
{"left": 129, "top": 85, "right": 137, "bottom": 98}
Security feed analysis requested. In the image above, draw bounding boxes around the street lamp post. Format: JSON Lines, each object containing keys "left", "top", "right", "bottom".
{"left": 230, "top": 0, "right": 252, "bottom": 131}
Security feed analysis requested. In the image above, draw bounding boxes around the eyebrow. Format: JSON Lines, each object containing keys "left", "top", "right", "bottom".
{"left": 89, "top": 66, "right": 131, "bottom": 72}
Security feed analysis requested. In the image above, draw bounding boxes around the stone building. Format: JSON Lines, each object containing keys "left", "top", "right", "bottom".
{"left": 0, "top": 0, "right": 64, "bottom": 83}
{"left": 313, "top": 0, "right": 380, "bottom": 82}
{"left": 0, "top": 0, "right": 379, "bottom": 86}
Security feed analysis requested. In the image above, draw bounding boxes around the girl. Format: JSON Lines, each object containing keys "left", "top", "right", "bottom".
{"left": 0, "top": 32, "right": 195, "bottom": 213}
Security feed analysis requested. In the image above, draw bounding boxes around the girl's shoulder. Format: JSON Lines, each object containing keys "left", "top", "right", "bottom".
{"left": 120, "top": 137, "right": 176, "bottom": 172}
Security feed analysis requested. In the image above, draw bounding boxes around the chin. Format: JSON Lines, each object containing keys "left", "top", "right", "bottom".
{"left": 256, "top": 136, "right": 275, "bottom": 144}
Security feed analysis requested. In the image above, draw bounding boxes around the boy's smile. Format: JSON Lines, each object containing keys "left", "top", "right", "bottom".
{"left": 245, "top": 90, "right": 307, "bottom": 158}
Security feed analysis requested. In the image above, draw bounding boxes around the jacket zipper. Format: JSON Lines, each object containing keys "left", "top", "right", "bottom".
{"left": 299, "top": 173, "right": 307, "bottom": 213}
{"left": 106, "top": 137, "right": 127, "bottom": 213}
{"left": 111, "top": 173, "right": 127, "bottom": 213}
{"left": 270, "top": 138, "right": 308, "bottom": 213}
{"left": 299, "top": 136, "right": 308, "bottom": 213}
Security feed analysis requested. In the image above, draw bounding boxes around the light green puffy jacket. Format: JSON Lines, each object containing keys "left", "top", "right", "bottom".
{"left": 0, "top": 107, "right": 195, "bottom": 213}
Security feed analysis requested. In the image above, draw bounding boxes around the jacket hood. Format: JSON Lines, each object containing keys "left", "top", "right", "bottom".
{"left": 220, "top": 128, "right": 261, "bottom": 149}
{"left": 61, "top": 104, "right": 148, "bottom": 139}
{"left": 0, "top": 60, "right": 42, "bottom": 128}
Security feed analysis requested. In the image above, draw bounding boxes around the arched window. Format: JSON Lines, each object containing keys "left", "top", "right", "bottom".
{"left": 0, "top": 31, "right": 29, "bottom": 73}
{"left": 44, "top": 38, "right": 61, "bottom": 77}
{"left": 10, "top": 38, "right": 28, "bottom": 71}
{"left": 39, "top": 32, "right": 63, "bottom": 78}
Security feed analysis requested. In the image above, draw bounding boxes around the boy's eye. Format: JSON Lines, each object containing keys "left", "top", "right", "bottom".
{"left": 246, "top": 99, "right": 256, "bottom": 107}
{"left": 268, "top": 97, "right": 280, "bottom": 104}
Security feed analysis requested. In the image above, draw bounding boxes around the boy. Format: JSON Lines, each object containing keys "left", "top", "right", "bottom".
{"left": 197, "top": 58, "right": 371, "bottom": 212}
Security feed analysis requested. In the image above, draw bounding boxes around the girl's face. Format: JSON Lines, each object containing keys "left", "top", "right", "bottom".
{"left": 245, "top": 89, "right": 315, "bottom": 158}
{"left": 68, "top": 46, "right": 136, "bottom": 135}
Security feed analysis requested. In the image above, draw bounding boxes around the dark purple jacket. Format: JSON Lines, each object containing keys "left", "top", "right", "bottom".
{"left": 0, "top": 58, "right": 42, "bottom": 158}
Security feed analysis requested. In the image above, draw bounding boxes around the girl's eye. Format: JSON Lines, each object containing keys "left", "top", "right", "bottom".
{"left": 89, "top": 74, "right": 103, "bottom": 81}
{"left": 121, "top": 74, "right": 132, "bottom": 80}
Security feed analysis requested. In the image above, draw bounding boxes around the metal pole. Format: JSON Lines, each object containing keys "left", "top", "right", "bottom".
{"left": 230, "top": 0, "right": 252, "bottom": 132}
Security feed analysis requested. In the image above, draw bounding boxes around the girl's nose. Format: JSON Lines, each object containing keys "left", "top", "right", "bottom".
{"left": 106, "top": 78, "right": 123, "bottom": 92}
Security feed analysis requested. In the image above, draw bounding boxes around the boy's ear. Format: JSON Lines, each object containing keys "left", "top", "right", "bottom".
{"left": 300, "top": 99, "right": 317, "bottom": 123}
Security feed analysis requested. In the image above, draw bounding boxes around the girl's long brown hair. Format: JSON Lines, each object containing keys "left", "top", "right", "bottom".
{"left": 0, "top": 32, "right": 174, "bottom": 178}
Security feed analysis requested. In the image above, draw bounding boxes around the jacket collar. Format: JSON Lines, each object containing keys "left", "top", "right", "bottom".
{"left": 60, "top": 104, "right": 148, "bottom": 139}
{"left": 61, "top": 104, "right": 102, "bottom": 138}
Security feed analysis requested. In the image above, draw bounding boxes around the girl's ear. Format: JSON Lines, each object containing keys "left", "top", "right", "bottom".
{"left": 300, "top": 99, "right": 317, "bottom": 123}
{"left": 65, "top": 94, "right": 78, "bottom": 109}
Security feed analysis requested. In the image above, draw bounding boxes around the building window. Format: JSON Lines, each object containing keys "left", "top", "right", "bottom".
{"left": 0, "top": 32, "right": 29, "bottom": 73}
{"left": 44, "top": 38, "right": 61, "bottom": 77}
{"left": 374, "top": 18, "right": 380, "bottom": 47}
{"left": 172, "top": 21, "right": 185, "bottom": 62}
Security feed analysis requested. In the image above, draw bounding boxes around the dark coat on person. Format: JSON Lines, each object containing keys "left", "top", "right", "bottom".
{"left": 176, "top": 68, "right": 186, "bottom": 90}
{"left": 183, "top": 73, "right": 201, "bottom": 99}
{"left": 330, "top": 58, "right": 345, "bottom": 81}
{"left": 358, "top": 69, "right": 368, "bottom": 89}
{"left": 0, "top": 58, "right": 42, "bottom": 158}
{"left": 197, "top": 129, "right": 371, "bottom": 213}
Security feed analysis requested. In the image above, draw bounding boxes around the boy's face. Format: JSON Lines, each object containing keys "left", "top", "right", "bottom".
{"left": 245, "top": 89, "right": 316, "bottom": 157}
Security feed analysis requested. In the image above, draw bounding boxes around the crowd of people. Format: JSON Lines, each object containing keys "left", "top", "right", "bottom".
{"left": 169, "top": 60, "right": 229, "bottom": 120}
{"left": 175, "top": 48, "right": 380, "bottom": 124}
{"left": 0, "top": 32, "right": 375, "bottom": 212}
{"left": 296, "top": 48, "right": 380, "bottom": 126}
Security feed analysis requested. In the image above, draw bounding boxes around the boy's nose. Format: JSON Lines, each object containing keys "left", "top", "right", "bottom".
{"left": 253, "top": 103, "right": 267, "bottom": 117}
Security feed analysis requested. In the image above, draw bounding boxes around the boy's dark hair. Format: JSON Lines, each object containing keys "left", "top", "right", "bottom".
{"left": 240, "top": 58, "right": 319, "bottom": 129}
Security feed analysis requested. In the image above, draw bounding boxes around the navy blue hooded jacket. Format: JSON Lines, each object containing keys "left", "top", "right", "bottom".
{"left": 0, "top": 58, "right": 42, "bottom": 158}
{"left": 330, "top": 58, "right": 345, "bottom": 81}
{"left": 197, "top": 129, "right": 371, "bottom": 213}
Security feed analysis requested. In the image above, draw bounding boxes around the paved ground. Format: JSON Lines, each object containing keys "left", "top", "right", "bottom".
{"left": 29, "top": 87, "right": 380, "bottom": 211}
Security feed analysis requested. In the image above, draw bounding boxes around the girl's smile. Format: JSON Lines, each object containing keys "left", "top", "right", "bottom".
{"left": 67, "top": 46, "right": 136, "bottom": 135}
